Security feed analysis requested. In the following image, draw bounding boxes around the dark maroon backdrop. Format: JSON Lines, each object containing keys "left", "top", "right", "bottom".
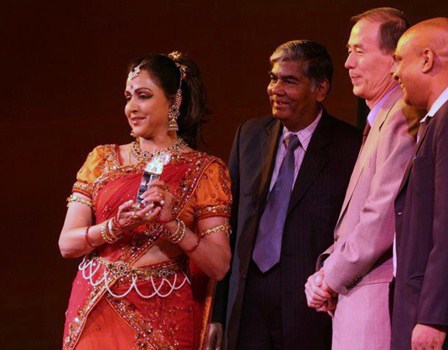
{"left": 1, "top": 0, "right": 446, "bottom": 348}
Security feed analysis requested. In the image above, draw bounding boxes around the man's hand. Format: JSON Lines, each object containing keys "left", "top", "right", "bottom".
{"left": 411, "top": 323, "right": 447, "bottom": 350}
{"left": 305, "top": 269, "right": 337, "bottom": 313}
{"left": 206, "top": 322, "right": 224, "bottom": 350}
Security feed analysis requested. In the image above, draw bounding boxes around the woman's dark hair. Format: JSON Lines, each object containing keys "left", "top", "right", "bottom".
{"left": 128, "top": 53, "right": 209, "bottom": 149}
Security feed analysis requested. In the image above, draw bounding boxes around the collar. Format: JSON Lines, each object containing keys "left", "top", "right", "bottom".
{"left": 421, "top": 86, "right": 448, "bottom": 124}
{"left": 366, "top": 85, "right": 400, "bottom": 127}
{"left": 280, "top": 109, "right": 322, "bottom": 151}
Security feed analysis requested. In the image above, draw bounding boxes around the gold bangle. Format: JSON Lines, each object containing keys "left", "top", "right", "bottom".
{"left": 163, "top": 219, "right": 180, "bottom": 238}
{"left": 168, "top": 219, "right": 186, "bottom": 243}
{"left": 107, "top": 218, "right": 123, "bottom": 241}
{"left": 100, "top": 221, "right": 118, "bottom": 244}
{"left": 66, "top": 194, "right": 92, "bottom": 208}
{"left": 200, "top": 223, "right": 232, "bottom": 238}
{"left": 99, "top": 222, "right": 111, "bottom": 243}
{"left": 84, "top": 226, "right": 95, "bottom": 248}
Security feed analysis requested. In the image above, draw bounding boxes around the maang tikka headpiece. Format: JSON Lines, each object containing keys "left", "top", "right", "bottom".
{"left": 166, "top": 51, "right": 188, "bottom": 132}
{"left": 127, "top": 62, "right": 144, "bottom": 81}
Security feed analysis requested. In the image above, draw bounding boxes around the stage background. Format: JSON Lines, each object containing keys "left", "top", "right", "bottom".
{"left": 1, "top": 0, "right": 446, "bottom": 348}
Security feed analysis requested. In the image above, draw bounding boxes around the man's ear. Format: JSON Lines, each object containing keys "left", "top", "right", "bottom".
{"left": 421, "top": 48, "right": 434, "bottom": 73}
{"left": 315, "top": 80, "right": 330, "bottom": 103}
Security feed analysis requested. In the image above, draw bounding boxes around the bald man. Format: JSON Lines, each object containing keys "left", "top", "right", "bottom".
{"left": 392, "top": 18, "right": 448, "bottom": 350}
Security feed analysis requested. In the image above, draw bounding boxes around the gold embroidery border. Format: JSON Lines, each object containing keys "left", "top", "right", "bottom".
{"left": 64, "top": 152, "right": 218, "bottom": 350}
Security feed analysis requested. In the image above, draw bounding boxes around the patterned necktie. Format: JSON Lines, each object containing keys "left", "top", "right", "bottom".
{"left": 252, "top": 134, "right": 301, "bottom": 273}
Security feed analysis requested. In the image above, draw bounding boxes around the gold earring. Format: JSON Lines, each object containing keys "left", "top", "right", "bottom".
{"left": 168, "top": 89, "right": 181, "bottom": 132}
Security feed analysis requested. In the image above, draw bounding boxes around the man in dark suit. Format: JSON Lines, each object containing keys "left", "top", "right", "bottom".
{"left": 207, "top": 40, "right": 361, "bottom": 350}
{"left": 392, "top": 18, "right": 448, "bottom": 350}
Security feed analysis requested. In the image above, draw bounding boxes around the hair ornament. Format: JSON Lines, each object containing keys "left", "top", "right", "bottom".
{"left": 127, "top": 62, "right": 144, "bottom": 81}
{"left": 168, "top": 51, "right": 188, "bottom": 80}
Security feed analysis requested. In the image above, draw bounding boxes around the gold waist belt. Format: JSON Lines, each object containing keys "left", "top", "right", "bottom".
{"left": 94, "top": 256, "right": 188, "bottom": 280}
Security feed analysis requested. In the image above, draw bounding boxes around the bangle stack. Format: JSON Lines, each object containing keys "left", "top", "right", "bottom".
{"left": 164, "top": 219, "right": 200, "bottom": 254}
{"left": 108, "top": 217, "right": 126, "bottom": 236}
{"left": 100, "top": 219, "right": 123, "bottom": 244}
{"left": 165, "top": 219, "right": 186, "bottom": 243}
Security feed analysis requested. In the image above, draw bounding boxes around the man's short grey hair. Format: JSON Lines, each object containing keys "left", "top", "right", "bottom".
{"left": 270, "top": 40, "right": 333, "bottom": 87}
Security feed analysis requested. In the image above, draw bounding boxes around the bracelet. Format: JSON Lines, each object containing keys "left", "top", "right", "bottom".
{"left": 200, "top": 223, "right": 232, "bottom": 238}
{"left": 67, "top": 194, "right": 92, "bottom": 208}
{"left": 100, "top": 220, "right": 120, "bottom": 244}
{"left": 107, "top": 218, "right": 124, "bottom": 241}
{"left": 99, "top": 222, "right": 112, "bottom": 244}
{"left": 162, "top": 219, "right": 179, "bottom": 238}
{"left": 84, "top": 226, "right": 95, "bottom": 248}
{"left": 183, "top": 234, "right": 200, "bottom": 254}
{"left": 166, "top": 219, "right": 186, "bottom": 243}
{"left": 172, "top": 219, "right": 186, "bottom": 243}
{"left": 111, "top": 216, "right": 125, "bottom": 231}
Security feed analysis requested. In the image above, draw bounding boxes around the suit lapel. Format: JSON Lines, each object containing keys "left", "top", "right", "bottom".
{"left": 336, "top": 88, "right": 402, "bottom": 225}
{"left": 257, "top": 118, "right": 282, "bottom": 208}
{"left": 414, "top": 119, "right": 431, "bottom": 155}
{"left": 336, "top": 118, "right": 383, "bottom": 223}
{"left": 397, "top": 116, "right": 432, "bottom": 195}
{"left": 287, "top": 113, "right": 332, "bottom": 214}
{"left": 235, "top": 117, "right": 281, "bottom": 265}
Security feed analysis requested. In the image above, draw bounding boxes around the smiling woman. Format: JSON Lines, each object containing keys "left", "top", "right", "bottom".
{"left": 124, "top": 70, "right": 172, "bottom": 140}
{"left": 58, "top": 53, "right": 232, "bottom": 350}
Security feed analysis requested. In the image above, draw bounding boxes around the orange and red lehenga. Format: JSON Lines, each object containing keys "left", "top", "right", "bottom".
{"left": 63, "top": 145, "right": 231, "bottom": 350}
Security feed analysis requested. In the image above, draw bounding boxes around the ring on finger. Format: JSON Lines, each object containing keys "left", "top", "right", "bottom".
{"left": 145, "top": 211, "right": 153, "bottom": 218}
{"left": 131, "top": 212, "right": 140, "bottom": 220}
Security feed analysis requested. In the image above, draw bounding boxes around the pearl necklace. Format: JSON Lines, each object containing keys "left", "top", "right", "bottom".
{"left": 130, "top": 138, "right": 187, "bottom": 163}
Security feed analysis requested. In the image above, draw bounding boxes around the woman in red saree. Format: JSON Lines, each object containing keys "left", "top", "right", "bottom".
{"left": 59, "top": 52, "right": 231, "bottom": 350}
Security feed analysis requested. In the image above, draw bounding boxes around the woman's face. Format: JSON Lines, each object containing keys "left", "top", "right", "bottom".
{"left": 124, "top": 70, "right": 171, "bottom": 139}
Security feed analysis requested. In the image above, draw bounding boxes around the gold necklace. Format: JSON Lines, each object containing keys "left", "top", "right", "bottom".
{"left": 130, "top": 137, "right": 187, "bottom": 163}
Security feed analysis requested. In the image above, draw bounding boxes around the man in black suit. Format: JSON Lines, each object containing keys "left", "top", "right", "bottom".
{"left": 392, "top": 18, "right": 448, "bottom": 350}
{"left": 208, "top": 40, "right": 361, "bottom": 350}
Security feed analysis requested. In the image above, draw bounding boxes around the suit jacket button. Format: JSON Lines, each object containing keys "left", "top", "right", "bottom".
{"left": 397, "top": 211, "right": 402, "bottom": 216}
{"left": 241, "top": 273, "right": 247, "bottom": 280}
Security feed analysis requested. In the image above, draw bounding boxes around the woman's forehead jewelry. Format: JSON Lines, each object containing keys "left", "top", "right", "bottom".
{"left": 128, "top": 62, "right": 144, "bottom": 81}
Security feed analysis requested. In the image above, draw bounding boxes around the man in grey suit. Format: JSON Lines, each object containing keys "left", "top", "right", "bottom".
{"left": 208, "top": 40, "right": 361, "bottom": 349}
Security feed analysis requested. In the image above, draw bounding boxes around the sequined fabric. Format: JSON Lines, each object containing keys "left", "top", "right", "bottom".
{"left": 63, "top": 145, "right": 231, "bottom": 350}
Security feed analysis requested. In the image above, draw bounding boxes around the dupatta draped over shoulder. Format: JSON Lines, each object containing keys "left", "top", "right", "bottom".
{"left": 63, "top": 144, "right": 231, "bottom": 350}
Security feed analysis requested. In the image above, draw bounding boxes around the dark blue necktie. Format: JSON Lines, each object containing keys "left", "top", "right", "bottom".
{"left": 253, "top": 134, "right": 300, "bottom": 273}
